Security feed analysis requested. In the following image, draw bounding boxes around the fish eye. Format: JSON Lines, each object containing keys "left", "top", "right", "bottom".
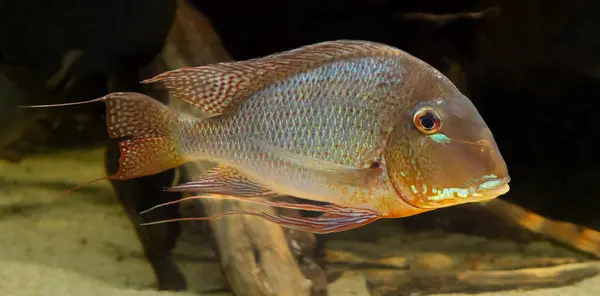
{"left": 413, "top": 107, "right": 441, "bottom": 134}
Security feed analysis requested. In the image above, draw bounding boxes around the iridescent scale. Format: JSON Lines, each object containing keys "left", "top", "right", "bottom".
{"left": 175, "top": 56, "right": 405, "bottom": 204}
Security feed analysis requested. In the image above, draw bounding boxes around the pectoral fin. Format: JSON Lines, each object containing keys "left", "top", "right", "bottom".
{"left": 257, "top": 211, "right": 381, "bottom": 234}
{"left": 165, "top": 165, "right": 279, "bottom": 198}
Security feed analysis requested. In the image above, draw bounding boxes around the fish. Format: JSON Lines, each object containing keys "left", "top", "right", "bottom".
{"left": 22, "top": 40, "right": 510, "bottom": 234}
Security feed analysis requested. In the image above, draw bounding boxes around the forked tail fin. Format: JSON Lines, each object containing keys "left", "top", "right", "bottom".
{"left": 20, "top": 92, "right": 188, "bottom": 196}
{"left": 100, "top": 92, "right": 186, "bottom": 180}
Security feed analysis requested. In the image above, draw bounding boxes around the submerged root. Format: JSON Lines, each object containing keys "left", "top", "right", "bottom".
{"left": 365, "top": 261, "right": 600, "bottom": 295}
{"left": 481, "top": 199, "right": 600, "bottom": 259}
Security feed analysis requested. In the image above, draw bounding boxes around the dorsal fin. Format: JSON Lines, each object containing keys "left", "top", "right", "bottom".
{"left": 141, "top": 40, "right": 401, "bottom": 115}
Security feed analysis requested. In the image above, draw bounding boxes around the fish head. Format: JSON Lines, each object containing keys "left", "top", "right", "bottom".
{"left": 383, "top": 76, "right": 509, "bottom": 210}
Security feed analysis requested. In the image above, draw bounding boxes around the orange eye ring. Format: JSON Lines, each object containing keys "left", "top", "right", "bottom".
{"left": 413, "top": 107, "right": 442, "bottom": 134}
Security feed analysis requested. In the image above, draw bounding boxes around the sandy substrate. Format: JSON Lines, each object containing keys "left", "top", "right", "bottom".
{"left": 1, "top": 149, "right": 599, "bottom": 296}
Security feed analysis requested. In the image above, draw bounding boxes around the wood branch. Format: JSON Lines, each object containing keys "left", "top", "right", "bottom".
{"left": 183, "top": 163, "right": 312, "bottom": 296}
{"left": 480, "top": 199, "right": 600, "bottom": 259}
{"left": 323, "top": 249, "right": 581, "bottom": 273}
{"left": 322, "top": 247, "right": 588, "bottom": 294}
{"left": 323, "top": 250, "right": 409, "bottom": 270}
{"left": 365, "top": 261, "right": 600, "bottom": 296}
{"left": 140, "top": 1, "right": 322, "bottom": 295}
{"left": 281, "top": 205, "right": 328, "bottom": 296}
{"left": 392, "top": 7, "right": 501, "bottom": 27}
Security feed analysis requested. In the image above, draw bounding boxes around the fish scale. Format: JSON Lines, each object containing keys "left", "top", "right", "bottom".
{"left": 164, "top": 57, "right": 403, "bottom": 204}
{"left": 191, "top": 57, "right": 400, "bottom": 166}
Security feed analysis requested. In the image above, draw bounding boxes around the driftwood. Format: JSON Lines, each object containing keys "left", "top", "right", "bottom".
{"left": 142, "top": 0, "right": 324, "bottom": 295}
{"left": 392, "top": 7, "right": 501, "bottom": 26}
{"left": 181, "top": 163, "right": 313, "bottom": 296}
{"left": 322, "top": 246, "right": 598, "bottom": 295}
{"left": 280, "top": 205, "right": 329, "bottom": 296}
{"left": 318, "top": 204, "right": 600, "bottom": 295}
{"left": 480, "top": 199, "right": 600, "bottom": 259}
{"left": 365, "top": 261, "right": 600, "bottom": 296}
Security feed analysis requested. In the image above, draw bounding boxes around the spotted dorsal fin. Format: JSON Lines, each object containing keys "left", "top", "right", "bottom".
{"left": 141, "top": 40, "right": 401, "bottom": 116}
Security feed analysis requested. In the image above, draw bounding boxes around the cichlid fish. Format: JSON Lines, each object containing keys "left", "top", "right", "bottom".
{"left": 24, "top": 40, "right": 510, "bottom": 233}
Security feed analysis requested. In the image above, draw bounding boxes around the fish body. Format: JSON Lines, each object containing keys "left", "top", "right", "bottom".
{"left": 172, "top": 53, "right": 409, "bottom": 212}
{"left": 25, "top": 40, "right": 510, "bottom": 233}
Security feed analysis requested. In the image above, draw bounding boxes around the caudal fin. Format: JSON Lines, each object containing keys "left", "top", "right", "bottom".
{"left": 21, "top": 92, "right": 187, "bottom": 192}
{"left": 101, "top": 92, "right": 186, "bottom": 180}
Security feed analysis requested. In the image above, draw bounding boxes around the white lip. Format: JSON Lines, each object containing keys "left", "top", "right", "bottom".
{"left": 470, "top": 183, "right": 510, "bottom": 201}
{"left": 470, "top": 176, "right": 511, "bottom": 201}
{"left": 422, "top": 177, "right": 510, "bottom": 207}
{"left": 481, "top": 183, "right": 510, "bottom": 196}
{"left": 403, "top": 175, "right": 511, "bottom": 209}
{"left": 478, "top": 175, "right": 510, "bottom": 190}
{"left": 479, "top": 179, "right": 507, "bottom": 190}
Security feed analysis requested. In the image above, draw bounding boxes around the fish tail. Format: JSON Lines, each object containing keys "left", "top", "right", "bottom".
{"left": 101, "top": 92, "right": 187, "bottom": 180}
{"left": 21, "top": 92, "right": 188, "bottom": 186}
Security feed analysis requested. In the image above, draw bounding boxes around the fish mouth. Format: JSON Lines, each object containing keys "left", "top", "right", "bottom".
{"left": 469, "top": 176, "right": 511, "bottom": 201}
{"left": 407, "top": 175, "right": 511, "bottom": 209}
